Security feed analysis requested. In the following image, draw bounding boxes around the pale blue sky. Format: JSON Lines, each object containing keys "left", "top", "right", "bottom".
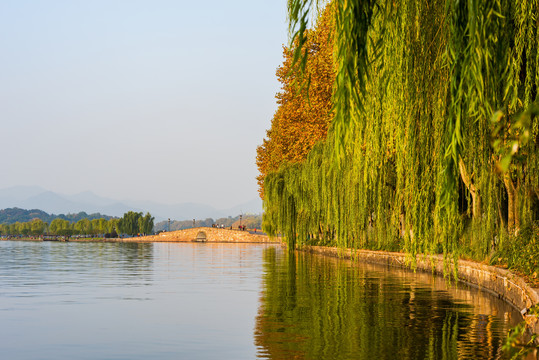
{"left": 0, "top": 0, "right": 288, "bottom": 209}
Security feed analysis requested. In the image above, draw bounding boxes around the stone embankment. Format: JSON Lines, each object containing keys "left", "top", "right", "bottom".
{"left": 302, "top": 245, "right": 539, "bottom": 336}
{"left": 116, "top": 227, "right": 281, "bottom": 244}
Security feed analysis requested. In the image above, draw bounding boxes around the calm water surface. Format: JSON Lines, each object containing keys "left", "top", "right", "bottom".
{"left": 0, "top": 241, "right": 523, "bottom": 359}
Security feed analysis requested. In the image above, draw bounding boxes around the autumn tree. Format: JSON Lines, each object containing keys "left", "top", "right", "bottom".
{"left": 256, "top": 3, "right": 336, "bottom": 197}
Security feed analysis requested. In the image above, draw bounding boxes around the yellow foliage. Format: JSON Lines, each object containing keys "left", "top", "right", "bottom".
{"left": 256, "top": 3, "right": 336, "bottom": 197}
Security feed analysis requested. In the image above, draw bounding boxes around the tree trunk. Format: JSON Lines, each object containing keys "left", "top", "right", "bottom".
{"left": 503, "top": 172, "right": 520, "bottom": 234}
{"left": 399, "top": 213, "right": 406, "bottom": 238}
{"left": 515, "top": 181, "right": 520, "bottom": 230}
{"left": 458, "top": 158, "right": 481, "bottom": 219}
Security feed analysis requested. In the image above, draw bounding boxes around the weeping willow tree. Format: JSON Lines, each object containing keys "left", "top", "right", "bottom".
{"left": 262, "top": 0, "right": 539, "bottom": 268}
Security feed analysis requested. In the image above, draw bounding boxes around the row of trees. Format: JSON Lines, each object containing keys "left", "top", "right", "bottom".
{"left": 0, "top": 211, "right": 154, "bottom": 237}
{"left": 258, "top": 1, "right": 538, "bottom": 274}
{"left": 0, "top": 218, "right": 119, "bottom": 236}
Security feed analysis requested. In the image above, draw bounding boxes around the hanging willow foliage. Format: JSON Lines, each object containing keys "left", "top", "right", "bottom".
{"left": 264, "top": 0, "right": 539, "bottom": 270}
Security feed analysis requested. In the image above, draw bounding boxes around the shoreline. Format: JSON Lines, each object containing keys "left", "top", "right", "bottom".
{"left": 4, "top": 230, "right": 538, "bottom": 337}
{"left": 1, "top": 227, "right": 281, "bottom": 244}
{"left": 299, "top": 245, "right": 539, "bottom": 339}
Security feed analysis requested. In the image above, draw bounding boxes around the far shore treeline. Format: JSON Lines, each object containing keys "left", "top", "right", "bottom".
{"left": 0, "top": 210, "right": 154, "bottom": 237}
{"left": 0, "top": 207, "right": 262, "bottom": 237}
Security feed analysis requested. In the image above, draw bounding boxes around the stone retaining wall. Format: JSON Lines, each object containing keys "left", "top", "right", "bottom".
{"left": 302, "top": 245, "right": 539, "bottom": 335}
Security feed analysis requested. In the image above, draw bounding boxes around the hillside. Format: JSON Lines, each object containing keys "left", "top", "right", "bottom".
{"left": 0, "top": 207, "right": 115, "bottom": 224}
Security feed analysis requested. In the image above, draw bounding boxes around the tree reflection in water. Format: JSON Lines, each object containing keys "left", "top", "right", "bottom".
{"left": 255, "top": 248, "right": 522, "bottom": 360}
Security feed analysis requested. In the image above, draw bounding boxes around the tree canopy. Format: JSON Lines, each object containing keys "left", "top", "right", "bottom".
{"left": 256, "top": 4, "right": 336, "bottom": 197}
{"left": 117, "top": 211, "right": 154, "bottom": 236}
{"left": 259, "top": 0, "right": 539, "bottom": 274}
{"left": 0, "top": 211, "right": 153, "bottom": 237}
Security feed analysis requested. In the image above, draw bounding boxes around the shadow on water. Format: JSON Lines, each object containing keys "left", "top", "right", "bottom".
{"left": 254, "top": 247, "right": 526, "bottom": 360}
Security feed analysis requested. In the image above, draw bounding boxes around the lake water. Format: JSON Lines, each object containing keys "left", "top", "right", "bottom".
{"left": 0, "top": 241, "right": 524, "bottom": 359}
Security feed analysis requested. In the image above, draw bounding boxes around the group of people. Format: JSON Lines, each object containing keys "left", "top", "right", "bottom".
{"left": 210, "top": 223, "right": 249, "bottom": 231}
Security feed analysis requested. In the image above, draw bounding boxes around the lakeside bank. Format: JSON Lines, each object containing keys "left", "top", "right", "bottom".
{"left": 0, "top": 227, "right": 281, "bottom": 244}
{"left": 77, "top": 229, "right": 539, "bottom": 321}
{"left": 127, "top": 227, "right": 539, "bottom": 340}
{"left": 4, "top": 228, "right": 538, "bottom": 340}
{"left": 300, "top": 245, "right": 539, "bottom": 342}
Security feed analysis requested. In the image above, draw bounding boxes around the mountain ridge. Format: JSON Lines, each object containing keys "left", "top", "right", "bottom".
{"left": 0, "top": 186, "right": 262, "bottom": 221}
{"left": 0, "top": 207, "right": 115, "bottom": 225}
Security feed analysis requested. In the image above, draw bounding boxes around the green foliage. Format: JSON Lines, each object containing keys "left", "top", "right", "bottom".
{"left": 288, "top": 0, "right": 378, "bottom": 156}
{"left": 29, "top": 218, "right": 47, "bottom": 236}
{"left": 502, "top": 306, "right": 539, "bottom": 359}
{"left": 491, "top": 223, "right": 539, "bottom": 279}
{"left": 116, "top": 211, "right": 154, "bottom": 236}
{"left": 117, "top": 211, "right": 143, "bottom": 236}
{"left": 0, "top": 216, "right": 121, "bottom": 237}
{"left": 138, "top": 212, "right": 154, "bottom": 235}
{"left": 49, "top": 219, "right": 70, "bottom": 234}
{"left": 74, "top": 219, "right": 91, "bottom": 234}
{"left": 263, "top": 0, "right": 539, "bottom": 273}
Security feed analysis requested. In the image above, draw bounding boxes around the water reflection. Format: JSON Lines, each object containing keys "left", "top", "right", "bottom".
{"left": 0, "top": 241, "right": 267, "bottom": 359}
{"left": 0, "top": 241, "right": 529, "bottom": 359}
{"left": 255, "top": 248, "right": 522, "bottom": 360}
{"left": 0, "top": 241, "right": 154, "bottom": 304}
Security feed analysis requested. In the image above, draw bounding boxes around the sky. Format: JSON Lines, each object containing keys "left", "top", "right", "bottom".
{"left": 0, "top": 0, "right": 289, "bottom": 209}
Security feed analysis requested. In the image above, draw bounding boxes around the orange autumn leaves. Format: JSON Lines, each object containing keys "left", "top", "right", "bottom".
{"left": 256, "top": 5, "right": 336, "bottom": 197}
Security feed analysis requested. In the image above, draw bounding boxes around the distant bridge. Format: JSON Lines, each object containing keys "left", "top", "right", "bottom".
{"left": 118, "top": 227, "right": 280, "bottom": 244}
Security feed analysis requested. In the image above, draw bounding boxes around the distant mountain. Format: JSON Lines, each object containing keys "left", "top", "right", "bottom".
{"left": 123, "top": 200, "right": 226, "bottom": 222}
{"left": 0, "top": 186, "right": 262, "bottom": 222}
{"left": 0, "top": 208, "right": 114, "bottom": 225}
{"left": 0, "top": 188, "right": 144, "bottom": 218}
{"left": 220, "top": 197, "right": 263, "bottom": 216}
{"left": 19, "top": 191, "right": 87, "bottom": 215}
{"left": 68, "top": 191, "right": 118, "bottom": 207}
{"left": 0, "top": 185, "right": 48, "bottom": 206}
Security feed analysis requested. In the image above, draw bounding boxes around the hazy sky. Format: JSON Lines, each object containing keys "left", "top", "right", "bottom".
{"left": 0, "top": 0, "right": 288, "bottom": 209}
